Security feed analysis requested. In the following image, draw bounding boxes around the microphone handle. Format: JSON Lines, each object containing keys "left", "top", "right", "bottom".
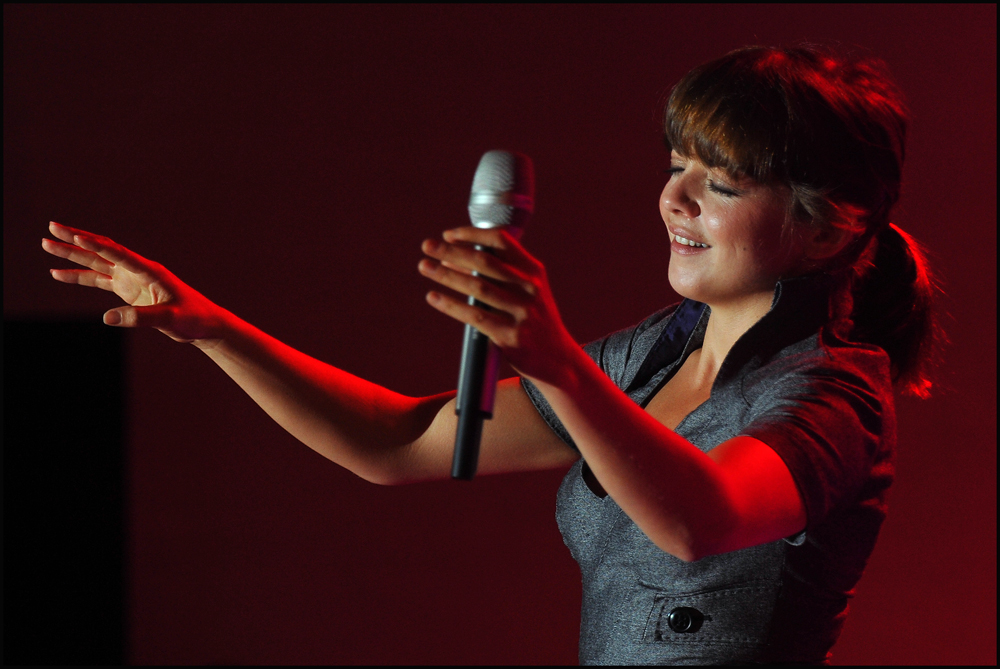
{"left": 452, "top": 244, "right": 502, "bottom": 480}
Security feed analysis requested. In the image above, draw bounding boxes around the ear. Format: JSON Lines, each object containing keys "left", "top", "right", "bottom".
{"left": 802, "top": 224, "right": 854, "bottom": 262}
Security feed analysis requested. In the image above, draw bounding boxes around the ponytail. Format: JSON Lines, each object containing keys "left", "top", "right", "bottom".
{"left": 849, "top": 224, "right": 944, "bottom": 398}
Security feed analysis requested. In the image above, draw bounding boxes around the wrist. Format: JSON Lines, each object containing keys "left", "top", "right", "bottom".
{"left": 522, "top": 336, "right": 592, "bottom": 397}
{"left": 191, "top": 305, "right": 242, "bottom": 353}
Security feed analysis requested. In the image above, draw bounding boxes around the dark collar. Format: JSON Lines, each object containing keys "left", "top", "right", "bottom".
{"left": 628, "top": 274, "right": 835, "bottom": 392}
{"left": 716, "top": 273, "right": 836, "bottom": 386}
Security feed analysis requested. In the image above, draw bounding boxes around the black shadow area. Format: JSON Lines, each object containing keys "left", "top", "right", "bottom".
{"left": 3, "top": 320, "right": 126, "bottom": 664}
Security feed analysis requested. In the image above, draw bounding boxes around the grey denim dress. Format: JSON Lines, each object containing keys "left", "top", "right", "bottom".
{"left": 522, "top": 275, "right": 896, "bottom": 665}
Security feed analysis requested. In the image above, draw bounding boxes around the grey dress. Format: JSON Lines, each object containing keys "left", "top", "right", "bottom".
{"left": 521, "top": 275, "right": 896, "bottom": 665}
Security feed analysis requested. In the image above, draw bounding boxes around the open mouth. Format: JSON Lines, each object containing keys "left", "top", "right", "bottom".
{"left": 673, "top": 235, "right": 709, "bottom": 248}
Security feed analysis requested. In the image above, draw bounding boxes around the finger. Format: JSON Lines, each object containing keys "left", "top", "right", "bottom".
{"left": 42, "top": 238, "right": 116, "bottom": 275}
{"left": 104, "top": 303, "right": 173, "bottom": 328}
{"left": 425, "top": 290, "right": 515, "bottom": 342}
{"left": 418, "top": 258, "right": 528, "bottom": 314}
{"left": 421, "top": 237, "right": 528, "bottom": 284}
{"left": 48, "top": 222, "right": 150, "bottom": 274}
{"left": 440, "top": 259, "right": 474, "bottom": 276}
{"left": 48, "top": 220, "right": 91, "bottom": 244}
{"left": 49, "top": 268, "right": 115, "bottom": 292}
{"left": 72, "top": 233, "right": 150, "bottom": 274}
{"left": 442, "top": 226, "right": 538, "bottom": 274}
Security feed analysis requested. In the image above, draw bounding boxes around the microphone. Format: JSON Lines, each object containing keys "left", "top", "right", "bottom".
{"left": 452, "top": 150, "right": 535, "bottom": 480}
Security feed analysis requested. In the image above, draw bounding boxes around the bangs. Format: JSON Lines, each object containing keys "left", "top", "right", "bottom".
{"left": 663, "top": 49, "right": 791, "bottom": 184}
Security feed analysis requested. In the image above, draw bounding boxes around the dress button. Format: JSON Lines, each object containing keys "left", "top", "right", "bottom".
{"left": 666, "top": 606, "right": 705, "bottom": 633}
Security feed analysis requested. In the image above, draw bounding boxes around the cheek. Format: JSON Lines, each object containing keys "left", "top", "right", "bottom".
{"left": 711, "top": 199, "right": 786, "bottom": 251}
{"left": 703, "top": 212, "right": 738, "bottom": 249}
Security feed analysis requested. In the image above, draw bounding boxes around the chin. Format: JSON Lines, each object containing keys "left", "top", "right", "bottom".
{"left": 667, "top": 268, "right": 709, "bottom": 304}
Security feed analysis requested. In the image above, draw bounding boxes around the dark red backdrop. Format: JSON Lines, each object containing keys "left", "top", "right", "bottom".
{"left": 5, "top": 5, "right": 996, "bottom": 665}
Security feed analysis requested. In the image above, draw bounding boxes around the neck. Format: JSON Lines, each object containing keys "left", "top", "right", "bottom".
{"left": 694, "top": 290, "right": 775, "bottom": 383}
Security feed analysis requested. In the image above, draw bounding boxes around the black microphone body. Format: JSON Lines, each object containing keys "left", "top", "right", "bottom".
{"left": 452, "top": 151, "right": 535, "bottom": 480}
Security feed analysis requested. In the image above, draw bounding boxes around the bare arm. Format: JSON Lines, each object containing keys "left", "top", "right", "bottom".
{"left": 199, "top": 320, "right": 576, "bottom": 483}
{"left": 42, "top": 222, "right": 577, "bottom": 484}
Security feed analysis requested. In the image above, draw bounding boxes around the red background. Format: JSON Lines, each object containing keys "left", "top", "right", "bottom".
{"left": 5, "top": 5, "right": 996, "bottom": 664}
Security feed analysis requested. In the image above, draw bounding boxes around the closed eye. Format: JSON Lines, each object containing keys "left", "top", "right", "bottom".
{"left": 708, "top": 181, "right": 741, "bottom": 197}
{"left": 666, "top": 162, "right": 743, "bottom": 197}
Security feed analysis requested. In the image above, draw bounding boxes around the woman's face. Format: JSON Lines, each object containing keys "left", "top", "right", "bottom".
{"left": 659, "top": 151, "right": 806, "bottom": 308}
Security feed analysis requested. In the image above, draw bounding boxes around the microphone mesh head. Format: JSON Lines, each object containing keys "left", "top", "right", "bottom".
{"left": 468, "top": 151, "right": 535, "bottom": 229}
{"left": 471, "top": 151, "right": 517, "bottom": 193}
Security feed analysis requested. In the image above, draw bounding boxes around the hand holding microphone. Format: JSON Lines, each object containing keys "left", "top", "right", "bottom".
{"left": 419, "top": 150, "right": 578, "bottom": 480}
{"left": 420, "top": 151, "right": 541, "bottom": 480}
{"left": 451, "top": 151, "right": 534, "bottom": 480}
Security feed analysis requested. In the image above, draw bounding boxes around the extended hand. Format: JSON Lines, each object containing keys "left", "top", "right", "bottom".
{"left": 418, "top": 226, "right": 579, "bottom": 386}
{"left": 42, "top": 221, "right": 224, "bottom": 345}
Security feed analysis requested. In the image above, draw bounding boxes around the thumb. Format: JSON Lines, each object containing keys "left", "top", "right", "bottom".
{"left": 104, "top": 304, "right": 173, "bottom": 328}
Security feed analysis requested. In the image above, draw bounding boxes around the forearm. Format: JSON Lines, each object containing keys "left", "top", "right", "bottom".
{"left": 195, "top": 309, "right": 452, "bottom": 484}
{"left": 528, "top": 348, "right": 736, "bottom": 561}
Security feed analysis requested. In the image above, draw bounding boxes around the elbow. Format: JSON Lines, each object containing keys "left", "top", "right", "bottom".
{"left": 334, "top": 451, "right": 408, "bottom": 486}
{"left": 684, "top": 520, "right": 744, "bottom": 563}
{"left": 663, "top": 535, "right": 727, "bottom": 564}
{"left": 669, "top": 544, "right": 701, "bottom": 564}
{"left": 650, "top": 507, "right": 740, "bottom": 563}
{"left": 365, "top": 469, "right": 427, "bottom": 486}
{"left": 647, "top": 528, "right": 713, "bottom": 563}
{"left": 679, "top": 485, "right": 745, "bottom": 562}
{"left": 354, "top": 458, "right": 414, "bottom": 486}
{"left": 357, "top": 469, "right": 401, "bottom": 486}
{"left": 666, "top": 533, "right": 722, "bottom": 563}
{"left": 677, "top": 538, "right": 724, "bottom": 563}
{"left": 353, "top": 446, "right": 425, "bottom": 486}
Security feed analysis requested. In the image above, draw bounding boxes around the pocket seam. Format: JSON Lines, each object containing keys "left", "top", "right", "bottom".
{"left": 641, "top": 582, "right": 776, "bottom": 645}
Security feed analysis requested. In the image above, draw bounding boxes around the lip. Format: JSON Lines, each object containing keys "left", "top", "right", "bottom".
{"left": 667, "top": 225, "right": 711, "bottom": 253}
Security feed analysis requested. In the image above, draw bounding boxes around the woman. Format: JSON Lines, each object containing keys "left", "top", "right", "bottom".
{"left": 43, "top": 45, "right": 938, "bottom": 664}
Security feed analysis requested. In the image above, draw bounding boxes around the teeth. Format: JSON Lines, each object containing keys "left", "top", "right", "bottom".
{"left": 675, "top": 235, "right": 708, "bottom": 248}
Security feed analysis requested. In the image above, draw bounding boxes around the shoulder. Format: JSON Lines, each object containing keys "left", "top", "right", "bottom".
{"left": 743, "top": 323, "right": 894, "bottom": 410}
{"left": 743, "top": 325, "right": 896, "bottom": 489}
{"left": 740, "top": 322, "right": 897, "bottom": 478}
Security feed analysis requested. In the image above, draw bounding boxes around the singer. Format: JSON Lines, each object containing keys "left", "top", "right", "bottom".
{"left": 43, "top": 45, "right": 940, "bottom": 664}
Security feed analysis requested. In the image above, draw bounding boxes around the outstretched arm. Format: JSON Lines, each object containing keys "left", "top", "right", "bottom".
{"left": 43, "top": 222, "right": 577, "bottom": 484}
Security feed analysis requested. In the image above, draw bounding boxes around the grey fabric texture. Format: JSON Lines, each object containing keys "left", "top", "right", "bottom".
{"left": 520, "top": 275, "right": 896, "bottom": 665}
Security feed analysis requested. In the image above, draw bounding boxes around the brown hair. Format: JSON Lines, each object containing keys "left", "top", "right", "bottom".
{"left": 663, "top": 45, "right": 943, "bottom": 397}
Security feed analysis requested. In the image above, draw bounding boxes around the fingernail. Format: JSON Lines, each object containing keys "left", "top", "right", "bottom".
{"left": 104, "top": 311, "right": 122, "bottom": 325}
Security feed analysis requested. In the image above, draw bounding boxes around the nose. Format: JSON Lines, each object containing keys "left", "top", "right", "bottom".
{"left": 660, "top": 173, "right": 700, "bottom": 220}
